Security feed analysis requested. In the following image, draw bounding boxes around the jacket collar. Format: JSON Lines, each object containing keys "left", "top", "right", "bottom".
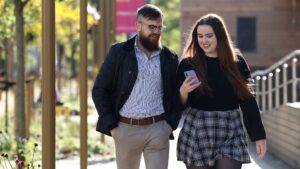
{"left": 123, "top": 35, "right": 137, "bottom": 51}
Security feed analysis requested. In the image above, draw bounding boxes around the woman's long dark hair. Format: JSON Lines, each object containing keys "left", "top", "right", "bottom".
{"left": 183, "top": 13, "right": 251, "bottom": 100}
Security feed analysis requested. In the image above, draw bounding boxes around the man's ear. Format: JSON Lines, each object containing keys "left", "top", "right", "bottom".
{"left": 136, "top": 21, "right": 141, "bottom": 32}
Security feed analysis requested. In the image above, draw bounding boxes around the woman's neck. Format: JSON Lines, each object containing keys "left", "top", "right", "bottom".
{"left": 205, "top": 53, "right": 218, "bottom": 58}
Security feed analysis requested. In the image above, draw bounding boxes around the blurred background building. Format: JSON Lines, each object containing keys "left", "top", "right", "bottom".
{"left": 180, "top": 0, "right": 300, "bottom": 70}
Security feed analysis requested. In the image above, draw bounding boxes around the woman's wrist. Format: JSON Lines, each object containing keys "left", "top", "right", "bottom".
{"left": 179, "top": 90, "right": 188, "bottom": 106}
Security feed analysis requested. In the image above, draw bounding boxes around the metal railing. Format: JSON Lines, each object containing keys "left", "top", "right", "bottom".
{"left": 251, "top": 49, "right": 300, "bottom": 112}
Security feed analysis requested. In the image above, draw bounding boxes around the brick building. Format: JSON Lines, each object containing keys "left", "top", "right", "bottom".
{"left": 180, "top": 0, "right": 300, "bottom": 69}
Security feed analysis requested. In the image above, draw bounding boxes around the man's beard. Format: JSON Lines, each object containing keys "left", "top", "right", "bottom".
{"left": 139, "top": 34, "right": 161, "bottom": 52}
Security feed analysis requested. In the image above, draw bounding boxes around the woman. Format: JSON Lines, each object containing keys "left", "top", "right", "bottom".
{"left": 175, "top": 13, "right": 267, "bottom": 169}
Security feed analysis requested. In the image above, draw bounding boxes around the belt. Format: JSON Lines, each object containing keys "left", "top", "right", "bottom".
{"left": 120, "top": 113, "right": 166, "bottom": 126}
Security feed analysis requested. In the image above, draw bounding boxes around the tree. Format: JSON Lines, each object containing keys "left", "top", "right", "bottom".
{"left": 0, "top": 0, "right": 15, "bottom": 81}
{"left": 24, "top": 0, "right": 42, "bottom": 76}
{"left": 89, "top": 0, "right": 99, "bottom": 10}
{"left": 56, "top": 0, "right": 97, "bottom": 80}
{"left": 14, "top": 0, "right": 29, "bottom": 142}
{"left": 1, "top": 0, "right": 41, "bottom": 143}
{"left": 151, "top": 0, "right": 180, "bottom": 54}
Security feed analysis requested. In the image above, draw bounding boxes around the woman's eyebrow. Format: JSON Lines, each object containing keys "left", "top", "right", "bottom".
{"left": 197, "top": 33, "right": 214, "bottom": 36}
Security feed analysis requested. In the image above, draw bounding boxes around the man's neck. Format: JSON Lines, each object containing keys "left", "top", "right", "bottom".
{"left": 136, "top": 38, "right": 152, "bottom": 58}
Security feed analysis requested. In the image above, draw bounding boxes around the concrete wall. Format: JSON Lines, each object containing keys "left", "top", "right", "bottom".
{"left": 262, "top": 104, "right": 300, "bottom": 169}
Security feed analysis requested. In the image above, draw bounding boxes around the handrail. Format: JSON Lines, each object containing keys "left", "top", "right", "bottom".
{"left": 251, "top": 49, "right": 300, "bottom": 112}
{"left": 252, "top": 49, "right": 300, "bottom": 77}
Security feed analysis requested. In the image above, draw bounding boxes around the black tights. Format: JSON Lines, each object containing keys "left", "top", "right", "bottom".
{"left": 186, "top": 158, "right": 242, "bottom": 169}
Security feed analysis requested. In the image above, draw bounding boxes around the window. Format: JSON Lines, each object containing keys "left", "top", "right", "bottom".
{"left": 237, "top": 17, "right": 256, "bottom": 52}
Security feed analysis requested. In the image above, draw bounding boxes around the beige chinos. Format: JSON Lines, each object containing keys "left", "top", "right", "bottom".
{"left": 112, "top": 120, "right": 171, "bottom": 169}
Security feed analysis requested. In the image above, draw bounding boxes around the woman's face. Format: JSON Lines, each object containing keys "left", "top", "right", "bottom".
{"left": 197, "top": 25, "right": 218, "bottom": 57}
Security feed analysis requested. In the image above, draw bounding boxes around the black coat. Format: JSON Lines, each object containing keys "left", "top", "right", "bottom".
{"left": 92, "top": 36, "right": 179, "bottom": 137}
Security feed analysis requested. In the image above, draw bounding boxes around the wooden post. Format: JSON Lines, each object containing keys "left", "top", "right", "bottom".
{"left": 25, "top": 80, "right": 30, "bottom": 137}
{"left": 31, "top": 80, "right": 35, "bottom": 121}
{"left": 99, "top": 0, "right": 106, "bottom": 144}
{"left": 80, "top": 0, "right": 88, "bottom": 168}
{"left": 92, "top": 25, "right": 99, "bottom": 79}
{"left": 109, "top": 0, "right": 116, "bottom": 44}
{"left": 5, "top": 85, "right": 9, "bottom": 133}
{"left": 99, "top": 0, "right": 106, "bottom": 66}
{"left": 97, "top": 0, "right": 116, "bottom": 143}
{"left": 25, "top": 78, "right": 34, "bottom": 138}
{"left": 104, "top": 1, "right": 110, "bottom": 52}
{"left": 42, "top": 0, "right": 56, "bottom": 168}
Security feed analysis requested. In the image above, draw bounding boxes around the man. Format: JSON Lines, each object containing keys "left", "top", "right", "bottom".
{"left": 92, "top": 4, "right": 179, "bottom": 169}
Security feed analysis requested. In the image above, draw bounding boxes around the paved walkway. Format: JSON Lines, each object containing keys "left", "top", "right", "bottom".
{"left": 57, "top": 119, "right": 293, "bottom": 169}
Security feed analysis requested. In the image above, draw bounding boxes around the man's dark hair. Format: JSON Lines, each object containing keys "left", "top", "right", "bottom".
{"left": 137, "top": 4, "right": 163, "bottom": 20}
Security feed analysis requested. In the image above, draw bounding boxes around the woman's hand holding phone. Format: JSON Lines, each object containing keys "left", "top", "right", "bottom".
{"left": 183, "top": 70, "right": 200, "bottom": 84}
{"left": 179, "top": 70, "right": 202, "bottom": 105}
{"left": 180, "top": 75, "right": 201, "bottom": 94}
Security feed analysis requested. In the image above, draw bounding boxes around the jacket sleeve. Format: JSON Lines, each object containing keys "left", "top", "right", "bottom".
{"left": 165, "top": 55, "right": 180, "bottom": 130}
{"left": 92, "top": 45, "right": 119, "bottom": 134}
{"left": 168, "top": 59, "right": 189, "bottom": 130}
{"left": 238, "top": 56, "right": 266, "bottom": 142}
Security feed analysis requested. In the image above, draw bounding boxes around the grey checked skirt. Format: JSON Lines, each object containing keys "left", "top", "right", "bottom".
{"left": 177, "top": 108, "right": 251, "bottom": 167}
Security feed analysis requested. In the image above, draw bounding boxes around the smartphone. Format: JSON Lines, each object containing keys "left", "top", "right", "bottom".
{"left": 184, "top": 70, "right": 200, "bottom": 84}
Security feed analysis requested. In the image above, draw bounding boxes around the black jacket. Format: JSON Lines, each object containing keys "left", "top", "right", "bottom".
{"left": 92, "top": 36, "right": 179, "bottom": 137}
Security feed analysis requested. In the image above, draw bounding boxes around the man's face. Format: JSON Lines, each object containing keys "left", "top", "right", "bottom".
{"left": 136, "top": 17, "right": 163, "bottom": 52}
